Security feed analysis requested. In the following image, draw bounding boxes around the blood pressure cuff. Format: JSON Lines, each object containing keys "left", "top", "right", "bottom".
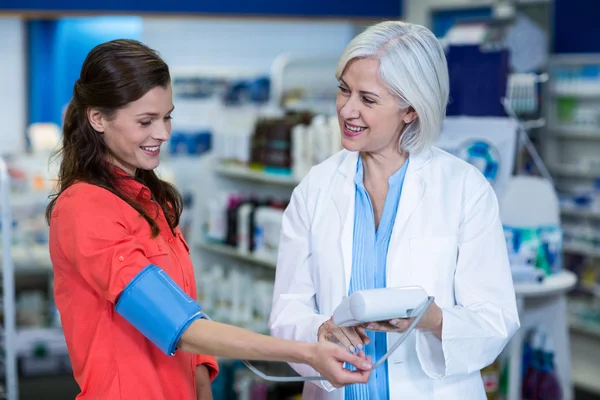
{"left": 115, "top": 264, "right": 204, "bottom": 356}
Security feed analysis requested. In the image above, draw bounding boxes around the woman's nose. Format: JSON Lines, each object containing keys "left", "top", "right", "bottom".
{"left": 338, "top": 96, "right": 360, "bottom": 120}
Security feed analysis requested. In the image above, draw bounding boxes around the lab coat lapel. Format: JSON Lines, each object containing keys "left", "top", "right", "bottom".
{"left": 387, "top": 150, "right": 430, "bottom": 276}
{"left": 331, "top": 151, "right": 359, "bottom": 294}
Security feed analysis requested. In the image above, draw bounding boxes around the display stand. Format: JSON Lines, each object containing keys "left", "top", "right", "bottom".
{"left": 507, "top": 270, "right": 577, "bottom": 400}
{"left": 0, "top": 156, "right": 19, "bottom": 400}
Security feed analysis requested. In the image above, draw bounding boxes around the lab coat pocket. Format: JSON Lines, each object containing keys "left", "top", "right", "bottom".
{"left": 409, "top": 236, "right": 458, "bottom": 303}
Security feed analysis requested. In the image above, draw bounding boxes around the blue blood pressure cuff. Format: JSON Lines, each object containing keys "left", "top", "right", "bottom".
{"left": 115, "top": 264, "right": 204, "bottom": 356}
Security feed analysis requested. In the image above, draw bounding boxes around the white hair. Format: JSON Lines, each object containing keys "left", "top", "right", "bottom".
{"left": 335, "top": 21, "right": 449, "bottom": 154}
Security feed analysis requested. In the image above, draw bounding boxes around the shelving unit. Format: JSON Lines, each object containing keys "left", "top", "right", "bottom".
{"left": 197, "top": 242, "right": 277, "bottom": 269}
{"left": 548, "top": 126, "right": 600, "bottom": 140}
{"left": 214, "top": 164, "right": 298, "bottom": 187}
{"left": 0, "top": 156, "right": 20, "bottom": 400}
{"left": 541, "top": 54, "right": 600, "bottom": 398}
{"left": 508, "top": 270, "right": 577, "bottom": 400}
{"left": 561, "top": 208, "right": 600, "bottom": 220}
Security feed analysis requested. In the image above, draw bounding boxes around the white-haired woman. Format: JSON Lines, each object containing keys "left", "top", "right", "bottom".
{"left": 269, "top": 21, "right": 520, "bottom": 399}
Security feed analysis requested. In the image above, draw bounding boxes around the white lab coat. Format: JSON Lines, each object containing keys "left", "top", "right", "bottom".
{"left": 268, "top": 147, "right": 520, "bottom": 399}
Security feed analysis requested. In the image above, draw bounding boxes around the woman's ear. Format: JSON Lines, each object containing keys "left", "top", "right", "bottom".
{"left": 403, "top": 106, "right": 418, "bottom": 124}
{"left": 87, "top": 108, "right": 105, "bottom": 133}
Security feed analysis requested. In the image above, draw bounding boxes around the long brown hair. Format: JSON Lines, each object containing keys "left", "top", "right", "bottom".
{"left": 46, "top": 39, "right": 182, "bottom": 237}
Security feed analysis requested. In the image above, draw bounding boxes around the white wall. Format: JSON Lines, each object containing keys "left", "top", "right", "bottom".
{"left": 141, "top": 18, "right": 355, "bottom": 72}
{"left": 0, "top": 17, "right": 26, "bottom": 155}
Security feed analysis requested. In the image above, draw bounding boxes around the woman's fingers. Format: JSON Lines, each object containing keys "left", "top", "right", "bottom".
{"left": 355, "top": 326, "right": 371, "bottom": 345}
{"left": 362, "top": 318, "right": 415, "bottom": 332}
{"left": 318, "top": 319, "right": 371, "bottom": 353}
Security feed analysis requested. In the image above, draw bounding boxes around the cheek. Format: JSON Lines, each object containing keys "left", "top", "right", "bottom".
{"left": 335, "top": 95, "right": 344, "bottom": 115}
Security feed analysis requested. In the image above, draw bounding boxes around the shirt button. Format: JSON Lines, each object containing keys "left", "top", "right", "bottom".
{"left": 118, "top": 256, "right": 124, "bottom": 262}
{"left": 168, "top": 237, "right": 174, "bottom": 244}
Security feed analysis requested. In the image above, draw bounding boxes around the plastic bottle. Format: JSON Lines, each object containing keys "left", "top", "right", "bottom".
{"left": 522, "top": 330, "right": 545, "bottom": 400}
{"left": 481, "top": 357, "right": 501, "bottom": 399}
{"left": 537, "top": 337, "right": 563, "bottom": 400}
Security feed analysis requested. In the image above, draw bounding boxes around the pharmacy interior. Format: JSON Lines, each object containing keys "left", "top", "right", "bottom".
{"left": 0, "top": 0, "right": 599, "bottom": 398}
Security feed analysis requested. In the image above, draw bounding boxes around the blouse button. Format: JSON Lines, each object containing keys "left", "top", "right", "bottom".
{"left": 118, "top": 256, "right": 124, "bottom": 262}
{"left": 168, "top": 237, "right": 174, "bottom": 244}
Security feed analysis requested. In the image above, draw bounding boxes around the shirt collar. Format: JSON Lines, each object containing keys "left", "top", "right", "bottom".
{"left": 354, "top": 156, "right": 410, "bottom": 189}
{"left": 109, "top": 165, "right": 152, "bottom": 201}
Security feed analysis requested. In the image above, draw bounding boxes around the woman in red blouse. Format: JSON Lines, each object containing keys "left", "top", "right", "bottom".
{"left": 47, "top": 39, "right": 372, "bottom": 400}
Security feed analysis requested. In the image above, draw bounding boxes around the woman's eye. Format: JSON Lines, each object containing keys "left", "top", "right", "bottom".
{"left": 338, "top": 85, "right": 349, "bottom": 93}
{"left": 362, "top": 97, "right": 375, "bottom": 104}
{"left": 140, "top": 120, "right": 152, "bottom": 127}
{"left": 164, "top": 116, "right": 173, "bottom": 121}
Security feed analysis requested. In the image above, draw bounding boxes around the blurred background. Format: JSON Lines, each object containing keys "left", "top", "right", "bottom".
{"left": 0, "top": 0, "right": 599, "bottom": 398}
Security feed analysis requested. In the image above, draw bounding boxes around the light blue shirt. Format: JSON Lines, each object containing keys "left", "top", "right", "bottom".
{"left": 345, "top": 156, "right": 409, "bottom": 400}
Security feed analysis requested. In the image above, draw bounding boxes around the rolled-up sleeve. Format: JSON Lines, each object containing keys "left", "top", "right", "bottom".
{"left": 195, "top": 354, "right": 219, "bottom": 381}
{"left": 416, "top": 172, "right": 520, "bottom": 378}
{"left": 51, "top": 187, "right": 151, "bottom": 304}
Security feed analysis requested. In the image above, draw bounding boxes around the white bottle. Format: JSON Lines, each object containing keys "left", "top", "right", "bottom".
{"left": 253, "top": 207, "right": 284, "bottom": 260}
{"left": 205, "top": 194, "right": 228, "bottom": 243}
{"left": 311, "top": 115, "right": 330, "bottom": 165}
{"left": 292, "top": 124, "right": 308, "bottom": 181}
{"left": 328, "top": 115, "right": 342, "bottom": 156}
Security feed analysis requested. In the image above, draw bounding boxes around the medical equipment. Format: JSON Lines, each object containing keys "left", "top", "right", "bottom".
{"left": 332, "top": 286, "right": 429, "bottom": 327}
{"left": 115, "top": 265, "right": 204, "bottom": 356}
{"left": 115, "top": 264, "right": 434, "bottom": 383}
{"left": 240, "top": 287, "right": 435, "bottom": 382}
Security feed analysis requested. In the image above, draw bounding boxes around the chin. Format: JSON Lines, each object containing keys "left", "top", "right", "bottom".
{"left": 138, "top": 161, "right": 160, "bottom": 171}
{"left": 341, "top": 137, "right": 365, "bottom": 153}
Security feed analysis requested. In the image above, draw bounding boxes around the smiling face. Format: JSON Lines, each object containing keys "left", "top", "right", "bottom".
{"left": 87, "top": 85, "right": 174, "bottom": 175}
{"left": 336, "top": 58, "right": 417, "bottom": 155}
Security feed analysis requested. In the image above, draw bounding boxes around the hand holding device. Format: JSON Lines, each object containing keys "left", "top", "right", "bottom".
{"left": 332, "top": 286, "right": 429, "bottom": 327}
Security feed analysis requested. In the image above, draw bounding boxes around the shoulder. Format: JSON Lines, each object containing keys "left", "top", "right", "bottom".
{"left": 426, "top": 146, "right": 493, "bottom": 204}
{"left": 52, "top": 182, "right": 125, "bottom": 219}
{"left": 298, "top": 150, "right": 354, "bottom": 192}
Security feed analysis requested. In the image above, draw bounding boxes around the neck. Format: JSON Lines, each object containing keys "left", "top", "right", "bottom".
{"left": 361, "top": 148, "right": 408, "bottom": 184}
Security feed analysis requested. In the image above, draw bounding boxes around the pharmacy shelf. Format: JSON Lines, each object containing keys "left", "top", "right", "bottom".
{"left": 214, "top": 164, "right": 299, "bottom": 187}
{"left": 197, "top": 242, "right": 277, "bottom": 269}
{"left": 571, "top": 333, "right": 600, "bottom": 395}
{"left": 549, "top": 127, "right": 600, "bottom": 140}
{"left": 551, "top": 89, "right": 600, "bottom": 99}
{"left": 548, "top": 163, "right": 600, "bottom": 179}
{"left": 563, "top": 244, "right": 600, "bottom": 258}
{"left": 561, "top": 208, "right": 600, "bottom": 220}
{"left": 0, "top": 251, "right": 52, "bottom": 275}
{"left": 513, "top": 270, "right": 577, "bottom": 298}
{"left": 569, "top": 318, "right": 600, "bottom": 340}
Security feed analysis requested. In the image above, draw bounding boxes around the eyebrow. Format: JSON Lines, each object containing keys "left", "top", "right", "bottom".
{"left": 339, "top": 78, "right": 381, "bottom": 98}
{"left": 136, "top": 106, "right": 175, "bottom": 117}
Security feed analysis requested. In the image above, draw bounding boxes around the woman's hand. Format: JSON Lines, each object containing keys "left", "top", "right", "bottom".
{"left": 318, "top": 318, "right": 371, "bottom": 353}
{"left": 362, "top": 302, "right": 444, "bottom": 339}
{"left": 308, "top": 342, "right": 372, "bottom": 388}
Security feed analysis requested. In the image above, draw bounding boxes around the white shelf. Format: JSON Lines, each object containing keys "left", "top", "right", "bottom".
{"left": 197, "top": 242, "right": 277, "bottom": 269}
{"left": 214, "top": 164, "right": 299, "bottom": 187}
{"left": 551, "top": 89, "right": 600, "bottom": 99}
{"left": 0, "top": 249, "right": 53, "bottom": 274}
{"left": 563, "top": 243, "right": 600, "bottom": 258}
{"left": 570, "top": 318, "right": 600, "bottom": 340}
{"left": 549, "top": 127, "right": 600, "bottom": 140}
{"left": 561, "top": 208, "right": 600, "bottom": 220}
{"left": 549, "top": 163, "right": 600, "bottom": 179}
{"left": 514, "top": 270, "right": 577, "bottom": 297}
